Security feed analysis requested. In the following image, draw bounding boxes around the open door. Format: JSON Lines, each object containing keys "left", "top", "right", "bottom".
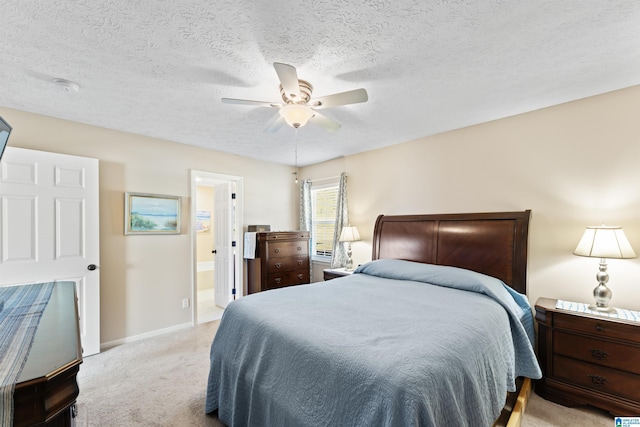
{"left": 191, "top": 170, "right": 242, "bottom": 322}
{"left": 213, "top": 182, "right": 234, "bottom": 308}
{"left": 0, "top": 147, "right": 100, "bottom": 356}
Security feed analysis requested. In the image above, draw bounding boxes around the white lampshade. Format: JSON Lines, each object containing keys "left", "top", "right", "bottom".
{"left": 339, "top": 226, "right": 361, "bottom": 243}
{"left": 574, "top": 226, "right": 636, "bottom": 259}
{"left": 279, "top": 104, "right": 315, "bottom": 128}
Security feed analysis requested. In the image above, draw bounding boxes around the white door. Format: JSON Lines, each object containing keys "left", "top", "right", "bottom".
{"left": 213, "top": 182, "right": 233, "bottom": 308}
{"left": 0, "top": 147, "right": 100, "bottom": 356}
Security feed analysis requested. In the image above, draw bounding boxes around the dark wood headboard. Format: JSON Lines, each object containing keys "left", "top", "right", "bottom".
{"left": 371, "top": 210, "right": 531, "bottom": 294}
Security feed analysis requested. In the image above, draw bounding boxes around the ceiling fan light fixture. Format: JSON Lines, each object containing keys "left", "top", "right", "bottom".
{"left": 279, "top": 104, "right": 314, "bottom": 128}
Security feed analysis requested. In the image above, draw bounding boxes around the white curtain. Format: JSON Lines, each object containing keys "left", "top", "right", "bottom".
{"left": 299, "top": 179, "right": 312, "bottom": 232}
{"left": 299, "top": 179, "right": 313, "bottom": 277}
{"left": 330, "top": 173, "right": 349, "bottom": 268}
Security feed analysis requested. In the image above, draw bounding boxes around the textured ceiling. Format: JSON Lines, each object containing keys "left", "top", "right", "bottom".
{"left": 1, "top": 1, "right": 639, "bottom": 166}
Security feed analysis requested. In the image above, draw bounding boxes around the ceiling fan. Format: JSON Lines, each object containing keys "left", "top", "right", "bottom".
{"left": 222, "top": 62, "right": 368, "bottom": 133}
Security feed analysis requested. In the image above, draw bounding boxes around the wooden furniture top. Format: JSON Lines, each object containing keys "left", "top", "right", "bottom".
{"left": 17, "top": 281, "right": 82, "bottom": 382}
{"left": 323, "top": 267, "right": 354, "bottom": 281}
{"left": 14, "top": 281, "right": 82, "bottom": 426}
{"left": 535, "top": 297, "right": 640, "bottom": 329}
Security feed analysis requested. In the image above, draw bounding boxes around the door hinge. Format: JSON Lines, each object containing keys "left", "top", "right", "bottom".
{"left": 232, "top": 288, "right": 236, "bottom": 295}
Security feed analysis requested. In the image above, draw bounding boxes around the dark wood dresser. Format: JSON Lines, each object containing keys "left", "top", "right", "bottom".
{"left": 535, "top": 297, "right": 640, "bottom": 415}
{"left": 13, "top": 281, "right": 82, "bottom": 426}
{"left": 247, "top": 231, "right": 310, "bottom": 294}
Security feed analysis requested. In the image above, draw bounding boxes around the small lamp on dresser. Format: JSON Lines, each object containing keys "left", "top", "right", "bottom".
{"left": 339, "top": 225, "right": 361, "bottom": 271}
{"left": 573, "top": 225, "right": 637, "bottom": 312}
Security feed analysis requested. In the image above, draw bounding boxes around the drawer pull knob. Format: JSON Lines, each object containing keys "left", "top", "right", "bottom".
{"left": 590, "top": 348, "right": 609, "bottom": 360}
{"left": 297, "top": 274, "right": 303, "bottom": 280}
{"left": 275, "top": 278, "right": 282, "bottom": 284}
{"left": 588, "top": 374, "right": 607, "bottom": 386}
{"left": 274, "top": 248, "right": 280, "bottom": 253}
{"left": 275, "top": 263, "right": 282, "bottom": 269}
{"left": 595, "top": 324, "right": 604, "bottom": 332}
{"left": 297, "top": 260, "right": 303, "bottom": 265}
{"left": 297, "top": 246, "right": 302, "bottom": 251}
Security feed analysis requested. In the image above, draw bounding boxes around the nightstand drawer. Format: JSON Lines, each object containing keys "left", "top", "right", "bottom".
{"left": 554, "top": 331, "right": 640, "bottom": 374}
{"left": 554, "top": 312, "right": 640, "bottom": 344}
{"left": 554, "top": 355, "right": 640, "bottom": 401}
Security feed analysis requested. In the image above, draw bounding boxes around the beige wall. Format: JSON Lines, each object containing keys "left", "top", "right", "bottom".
{"left": 0, "top": 107, "right": 298, "bottom": 344}
{"left": 3, "top": 84, "right": 639, "bottom": 344}
{"left": 302, "top": 85, "right": 640, "bottom": 311}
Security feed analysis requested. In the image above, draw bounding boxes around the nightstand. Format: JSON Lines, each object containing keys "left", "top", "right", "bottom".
{"left": 535, "top": 297, "right": 640, "bottom": 416}
{"left": 323, "top": 267, "right": 354, "bottom": 281}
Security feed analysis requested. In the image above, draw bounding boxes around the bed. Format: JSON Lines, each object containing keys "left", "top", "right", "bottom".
{"left": 206, "top": 210, "right": 542, "bottom": 426}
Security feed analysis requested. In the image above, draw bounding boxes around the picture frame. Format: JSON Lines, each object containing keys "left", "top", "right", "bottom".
{"left": 125, "top": 192, "right": 181, "bottom": 235}
{"left": 196, "top": 210, "right": 211, "bottom": 233}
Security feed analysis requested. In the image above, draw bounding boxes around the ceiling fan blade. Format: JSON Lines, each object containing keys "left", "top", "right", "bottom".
{"left": 309, "top": 111, "right": 341, "bottom": 132}
{"left": 273, "top": 62, "right": 301, "bottom": 99}
{"left": 264, "top": 113, "right": 286, "bottom": 133}
{"left": 222, "top": 98, "right": 280, "bottom": 108}
{"left": 310, "top": 88, "right": 368, "bottom": 109}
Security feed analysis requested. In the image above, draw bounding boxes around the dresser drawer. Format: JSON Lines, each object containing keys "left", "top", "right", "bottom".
{"left": 264, "top": 232, "right": 309, "bottom": 241}
{"left": 554, "top": 312, "right": 640, "bottom": 344}
{"left": 554, "top": 355, "right": 640, "bottom": 401}
{"left": 267, "top": 256, "right": 309, "bottom": 272}
{"left": 554, "top": 331, "right": 640, "bottom": 375}
{"left": 267, "top": 241, "right": 309, "bottom": 258}
{"left": 266, "top": 270, "right": 310, "bottom": 290}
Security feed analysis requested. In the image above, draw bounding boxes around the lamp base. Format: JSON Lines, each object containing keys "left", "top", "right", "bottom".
{"left": 587, "top": 304, "right": 616, "bottom": 314}
{"left": 591, "top": 263, "right": 614, "bottom": 314}
{"left": 344, "top": 242, "right": 354, "bottom": 271}
{"left": 344, "top": 256, "right": 354, "bottom": 271}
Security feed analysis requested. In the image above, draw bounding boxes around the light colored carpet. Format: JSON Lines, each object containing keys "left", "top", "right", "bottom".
{"left": 522, "top": 392, "right": 612, "bottom": 427}
{"left": 76, "top": 321, "right": 224, "bottom": 427}
{"left": 76, "top": 321, "right": 614, "bottom": 426}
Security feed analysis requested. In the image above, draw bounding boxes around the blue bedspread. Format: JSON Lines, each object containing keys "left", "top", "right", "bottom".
{"left": 206, "top": 260, "right": 541, "bottom": 427}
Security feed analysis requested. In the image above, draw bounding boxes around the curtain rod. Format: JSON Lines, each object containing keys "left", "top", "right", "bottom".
{"left": 309, "top": 175, "right": 344, "bottom": 183}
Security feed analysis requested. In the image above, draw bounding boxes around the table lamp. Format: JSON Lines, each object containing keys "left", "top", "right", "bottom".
{"left": 339, "top": 225, "right": 361, "bottom": 271}
{"left": 573, "top": 225, "right": 636, "bottom": 312}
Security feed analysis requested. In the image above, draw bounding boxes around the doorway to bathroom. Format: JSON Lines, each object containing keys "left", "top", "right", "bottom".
{"left": 190, "top": 170, "right": 243, "bottom": 324}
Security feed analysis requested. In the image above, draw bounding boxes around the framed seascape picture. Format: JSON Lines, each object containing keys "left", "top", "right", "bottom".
{"left": 196, "top": 210, "right": 211, "bottom": 233}
{"left": 125, "top": 192, "right": 181, "bottom": 235}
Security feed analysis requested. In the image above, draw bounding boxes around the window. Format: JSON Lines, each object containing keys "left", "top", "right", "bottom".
{"left": 310, "top": 183, "right": 339, "bottom": 262}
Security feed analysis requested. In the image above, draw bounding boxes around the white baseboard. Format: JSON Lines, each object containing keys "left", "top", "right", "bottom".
{"left": 197, "top": 261, "right": 215, "bottom": 272}
{"left": 100, "top": 322, "right": 192, "bottom": 350}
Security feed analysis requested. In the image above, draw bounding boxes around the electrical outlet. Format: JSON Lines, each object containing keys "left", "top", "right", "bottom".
{"left": 182, "top": 298, "right": 190, "bottom": 308}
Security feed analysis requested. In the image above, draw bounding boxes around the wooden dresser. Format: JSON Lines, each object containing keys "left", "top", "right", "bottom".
{"left": 535, "top": 297, "right": 640, "bottom": 415}
{"left": 11, "top": 281, "right": 82, "bottom": 426}
{"left": 247, "top": 231, "right": 310, "bottom": 294}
